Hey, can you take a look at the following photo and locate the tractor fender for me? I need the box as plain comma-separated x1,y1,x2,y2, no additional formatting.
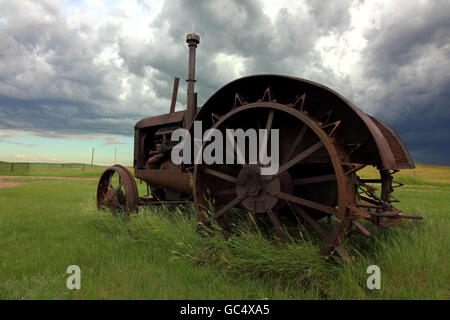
194,74,414,170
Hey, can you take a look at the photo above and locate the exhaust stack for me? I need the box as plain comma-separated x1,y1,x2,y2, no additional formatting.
185,33,200,128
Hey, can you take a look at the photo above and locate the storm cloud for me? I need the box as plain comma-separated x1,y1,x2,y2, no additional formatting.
0,0,449,165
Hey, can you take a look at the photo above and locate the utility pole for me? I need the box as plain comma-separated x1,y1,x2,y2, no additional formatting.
114,146,117,164
91,147,94,167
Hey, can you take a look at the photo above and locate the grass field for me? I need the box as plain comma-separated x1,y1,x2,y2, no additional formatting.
0,163,448,299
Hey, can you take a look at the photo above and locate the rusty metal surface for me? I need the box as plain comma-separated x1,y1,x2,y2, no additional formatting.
135,166,193,195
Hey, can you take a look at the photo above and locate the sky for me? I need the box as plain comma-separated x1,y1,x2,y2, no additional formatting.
0,0,449,166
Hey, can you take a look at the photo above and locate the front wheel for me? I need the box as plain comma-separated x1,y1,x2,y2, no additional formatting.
97,165,139,213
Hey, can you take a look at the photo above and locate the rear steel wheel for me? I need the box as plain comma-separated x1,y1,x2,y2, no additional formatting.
193,91,357,261
97,165,139,213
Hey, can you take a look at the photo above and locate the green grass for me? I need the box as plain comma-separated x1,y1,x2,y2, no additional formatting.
0,173,448,299
0,178,292,299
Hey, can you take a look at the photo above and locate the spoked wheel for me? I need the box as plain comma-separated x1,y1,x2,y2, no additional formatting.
97,165,139,214
193,96,357,262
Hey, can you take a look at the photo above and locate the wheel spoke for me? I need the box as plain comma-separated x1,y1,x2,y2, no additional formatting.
224,128,245,165
271,141,324,181
201,167,239,184
213,196,244,219
213,188,236,197
265,110,274,134
289,203,330,238
278,192,337,215
114,180,124,193
333,245,351,263
267,209,289,241
283,124,307,163
293,174,336,185
258,110,275,165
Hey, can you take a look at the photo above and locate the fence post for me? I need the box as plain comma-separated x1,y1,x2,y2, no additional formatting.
11,163,14,172
27,163,30,172
82,163,85,171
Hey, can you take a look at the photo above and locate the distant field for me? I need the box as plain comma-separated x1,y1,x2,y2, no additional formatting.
0,163,448,299
0,161,111,178
359,163,450,186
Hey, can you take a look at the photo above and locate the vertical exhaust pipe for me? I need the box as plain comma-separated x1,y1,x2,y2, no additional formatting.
185,33,200,129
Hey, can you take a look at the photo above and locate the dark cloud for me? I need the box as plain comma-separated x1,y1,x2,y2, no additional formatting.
357,0,450,165
0,0,449,165
362,1,450,79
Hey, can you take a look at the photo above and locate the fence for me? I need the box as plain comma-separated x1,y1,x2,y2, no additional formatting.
5,163,96,173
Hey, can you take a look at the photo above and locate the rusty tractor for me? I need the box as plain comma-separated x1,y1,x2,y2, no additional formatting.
97,33,422,262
